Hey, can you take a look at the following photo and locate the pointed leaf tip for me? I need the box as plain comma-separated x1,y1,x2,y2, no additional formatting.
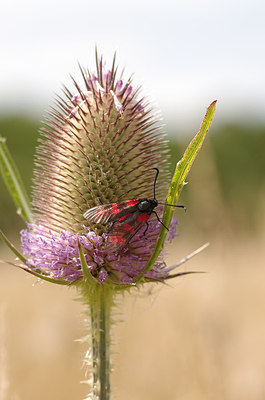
77,236,99,286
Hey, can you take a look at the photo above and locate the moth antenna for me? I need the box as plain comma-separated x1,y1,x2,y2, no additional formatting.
158,203,187,212
152,167,159,200
153,168,186,212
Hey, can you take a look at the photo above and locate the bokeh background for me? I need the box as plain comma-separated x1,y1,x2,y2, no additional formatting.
1,1,265,399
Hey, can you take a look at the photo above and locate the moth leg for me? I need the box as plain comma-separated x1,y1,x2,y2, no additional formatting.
143,221,149,236
153,211,169,231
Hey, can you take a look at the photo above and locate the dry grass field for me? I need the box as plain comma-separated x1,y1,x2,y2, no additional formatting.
1,117,265,399
1,228,265,400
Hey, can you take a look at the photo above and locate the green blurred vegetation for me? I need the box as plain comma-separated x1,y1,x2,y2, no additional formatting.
0,117,39,234
0,116,265,238
169,124,265,237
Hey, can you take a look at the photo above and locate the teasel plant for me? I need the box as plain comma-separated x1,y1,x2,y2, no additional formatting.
0,51,216,400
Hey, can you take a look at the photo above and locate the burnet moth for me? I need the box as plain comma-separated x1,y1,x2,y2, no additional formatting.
83,168,185,253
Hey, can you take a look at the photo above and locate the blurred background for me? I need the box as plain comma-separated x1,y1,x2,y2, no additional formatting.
1,0,265,399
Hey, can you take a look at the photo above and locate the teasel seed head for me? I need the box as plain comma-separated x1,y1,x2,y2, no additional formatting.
32,54,170,234
20,52,178,285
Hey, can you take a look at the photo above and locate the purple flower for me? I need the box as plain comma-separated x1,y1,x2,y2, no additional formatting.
21,215,178,284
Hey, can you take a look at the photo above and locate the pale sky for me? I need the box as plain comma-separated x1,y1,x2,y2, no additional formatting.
1,0,265,132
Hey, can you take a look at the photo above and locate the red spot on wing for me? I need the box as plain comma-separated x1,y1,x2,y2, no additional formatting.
123,224,135,234
126,199,139,207
118,212,133,221
137,212,149,223
112,203,119,214
109,235,126,245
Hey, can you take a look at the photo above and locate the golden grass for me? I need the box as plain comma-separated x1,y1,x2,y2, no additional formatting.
0,233,265,400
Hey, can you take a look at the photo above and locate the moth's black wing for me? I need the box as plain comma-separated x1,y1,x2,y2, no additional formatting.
105,209,151,253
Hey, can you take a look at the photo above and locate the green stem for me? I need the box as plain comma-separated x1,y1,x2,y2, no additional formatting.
99,288,111,399
83,283,113,400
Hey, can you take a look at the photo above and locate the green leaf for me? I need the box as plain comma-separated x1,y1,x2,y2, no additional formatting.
143,100,217,274
0,135,33,222
77,237,99,286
